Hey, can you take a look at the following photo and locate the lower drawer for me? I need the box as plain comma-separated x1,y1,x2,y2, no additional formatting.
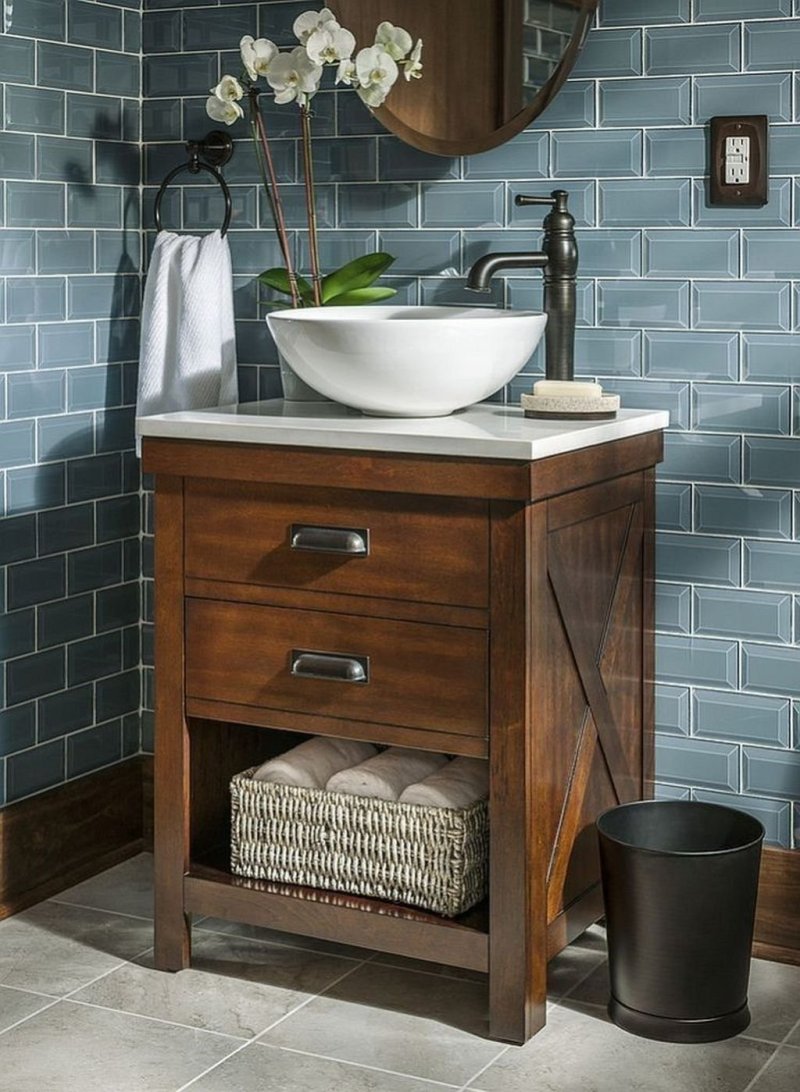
185,598,487,738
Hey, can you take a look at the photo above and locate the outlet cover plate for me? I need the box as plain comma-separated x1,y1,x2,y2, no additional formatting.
710,115,768,207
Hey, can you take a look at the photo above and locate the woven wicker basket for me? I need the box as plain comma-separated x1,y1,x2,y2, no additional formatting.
230,768,489,918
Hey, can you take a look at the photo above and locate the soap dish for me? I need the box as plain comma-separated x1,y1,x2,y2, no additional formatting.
521,392,620,420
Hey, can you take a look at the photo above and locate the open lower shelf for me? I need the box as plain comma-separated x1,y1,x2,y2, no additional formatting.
186,856,490,974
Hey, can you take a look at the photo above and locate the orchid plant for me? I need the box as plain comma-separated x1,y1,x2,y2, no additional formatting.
206,8,422,309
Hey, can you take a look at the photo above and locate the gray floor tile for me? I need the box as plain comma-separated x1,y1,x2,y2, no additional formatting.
469,1003,776,1092
261,962,501,1085
187,1042,459,1091
71,930,363,1039
547,925,607,1000
786,1018,800,1047
0,901,153,996
54,853,154,920
0,984,56,1033
749,1045,800,1092
0,999,239,1092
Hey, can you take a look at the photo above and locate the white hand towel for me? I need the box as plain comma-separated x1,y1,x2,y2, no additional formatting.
252,737,377,790
326,747,448,802
398,757,489,810
135,229,238,455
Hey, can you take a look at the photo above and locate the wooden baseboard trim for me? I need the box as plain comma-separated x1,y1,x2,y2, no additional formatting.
0,757,146,920
754,846,800,964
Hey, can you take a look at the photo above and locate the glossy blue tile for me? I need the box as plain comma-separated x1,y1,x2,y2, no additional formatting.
0,36,35,84
68,631,121,686
742,230,800,282
744,539,800,591
95,141,139,187
657,531,741,585
770,125,800,171
464,130,548,181
695,586,792,644
0,514,35,565
601,0,690,26
603,378,689,427
0,704,36,759
377,137,458,183
695,688,791,749
96,584,139,633
694,383,790,434
645,128,707,177
7,371,65,421
96,407,135,454
656,582,692,634
0,421,35,470
68,0,122,50
5,85,64,134
69,276,139,320
745,436,800,487
6,739,64,802
696,0,791,17
745,20,800,71
656,784,692,800
38,322,93,369
312,137,376,183
0,133,35,180
0,326,36,372
67,452,122,503
37,42,93,93
573,28,642,78
655,734,740,789
96,51,140,98
142,10,181,52
645,229,738,279
38,686,93,742
574,328,642,377
743,334,800,383
538,81,596,128
693,788,791,848
123,8,141,53
0,606,35,661
647,23,740,75
37,230,94,275
144,53,218,98
577,231,641,278
97,494,138,543
96,319,139,365
644,331,739,381
696,483,791,540
67,721,123,778
183,4,257,49
38,594,93,649
66,93,121,140
599,180,690,227
7,555,65,610
693,281,791,332
657,482,692,531
659,432,737,484
695,73,792,122
7,278,65,323
96,230,141,275
743,645,800,698
553,130,642,178
0,230,35,275
37,502,94,555
421,183,504,229
376,231,460,276
656,684,691,736
6,0,66,40
141,98,181,143
339,184,417,229
7,182,64,228
509,180,596,228
68,543,122,594
695,178,792,227
37,135,93,185
600,78,690,127
598,279,689,329
68,184,121,229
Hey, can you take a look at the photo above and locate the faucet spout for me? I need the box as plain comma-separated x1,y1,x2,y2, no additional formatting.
464,189,578,383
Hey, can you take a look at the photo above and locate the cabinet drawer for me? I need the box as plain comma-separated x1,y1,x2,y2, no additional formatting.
184,480,489,609
185,598,487,738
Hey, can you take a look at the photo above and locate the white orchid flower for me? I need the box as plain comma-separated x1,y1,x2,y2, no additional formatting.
293,7,337,44
206,95,244,125
267,46,323,105
335,58,357,86
355,45,398,108
374,21,412,61
210,74,243,102
240,35,278,80
403,38,423,80
306,22,355,66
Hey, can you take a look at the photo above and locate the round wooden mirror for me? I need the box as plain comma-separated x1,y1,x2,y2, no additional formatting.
337,1,598,156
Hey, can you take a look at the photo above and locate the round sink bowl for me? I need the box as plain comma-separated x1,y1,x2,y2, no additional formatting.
267,305,547,417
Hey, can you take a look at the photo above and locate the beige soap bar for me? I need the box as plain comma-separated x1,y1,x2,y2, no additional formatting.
533,380,602,400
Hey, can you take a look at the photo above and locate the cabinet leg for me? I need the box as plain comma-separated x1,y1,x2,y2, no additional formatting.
154,910,191,972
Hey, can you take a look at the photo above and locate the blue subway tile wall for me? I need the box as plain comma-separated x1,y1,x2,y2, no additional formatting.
0,0,141,805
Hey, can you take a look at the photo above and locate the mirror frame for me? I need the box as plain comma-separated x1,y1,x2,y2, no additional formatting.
367,0,599,157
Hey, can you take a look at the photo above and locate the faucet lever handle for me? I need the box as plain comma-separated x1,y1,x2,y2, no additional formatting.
514,194,556,207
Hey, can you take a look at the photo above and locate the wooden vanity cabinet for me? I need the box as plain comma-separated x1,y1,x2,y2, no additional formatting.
144,429,662,1045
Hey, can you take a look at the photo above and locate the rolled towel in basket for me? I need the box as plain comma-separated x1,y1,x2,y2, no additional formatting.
326,747,448,802
398,757,489,810
252,737,377,790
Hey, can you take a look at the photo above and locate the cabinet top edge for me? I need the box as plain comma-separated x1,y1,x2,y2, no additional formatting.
138,400,668,463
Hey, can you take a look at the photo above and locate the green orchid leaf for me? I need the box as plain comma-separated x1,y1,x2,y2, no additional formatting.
325,287,398,306
258,267,314,303
320,252,396,304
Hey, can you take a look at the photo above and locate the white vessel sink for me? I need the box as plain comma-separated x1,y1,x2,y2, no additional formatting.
267,305,547,417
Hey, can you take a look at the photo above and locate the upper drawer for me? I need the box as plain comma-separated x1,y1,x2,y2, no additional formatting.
184,480,489,609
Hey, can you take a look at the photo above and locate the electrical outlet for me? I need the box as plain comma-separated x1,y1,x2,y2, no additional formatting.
710,116,768,207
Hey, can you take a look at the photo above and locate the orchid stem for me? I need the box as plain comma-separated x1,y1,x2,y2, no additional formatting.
248,89,300,309
300,103,322,308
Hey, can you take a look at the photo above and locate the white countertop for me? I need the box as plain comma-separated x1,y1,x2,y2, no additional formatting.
137,401,669,462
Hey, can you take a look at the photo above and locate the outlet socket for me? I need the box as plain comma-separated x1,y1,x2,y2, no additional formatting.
710,115,768,207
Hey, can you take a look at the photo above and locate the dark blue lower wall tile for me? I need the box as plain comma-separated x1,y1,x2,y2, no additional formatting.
37,594,94,649
96,669,139,721
6,647,65,704
0,704,36,758
38,684,93,742
67,720,122,779
68,543,122,594
0,608,36,661
7,555,65,610
7,739,64,803
96,583,139,633
0,514,36,565
67,631,121,686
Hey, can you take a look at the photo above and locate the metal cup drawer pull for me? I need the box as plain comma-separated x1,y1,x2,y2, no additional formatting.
290,524,369,556
290,649,370,684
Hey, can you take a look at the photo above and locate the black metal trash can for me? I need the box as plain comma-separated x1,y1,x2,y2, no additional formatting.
597,800,764,1044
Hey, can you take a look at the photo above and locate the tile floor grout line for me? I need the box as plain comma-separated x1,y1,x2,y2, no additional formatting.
59,995,250,1043
740,1043,784,1092
256,1040,465,1089
0,997,62,1040
778,1012,800,1046
48,897,155,923
555,952,608,1003
0,982,62,1002
454,1043,510,1092
174,954,376,1092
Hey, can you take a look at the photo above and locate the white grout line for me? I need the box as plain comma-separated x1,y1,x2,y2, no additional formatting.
456,1044,510,1092
48,897,153,923
259,1042,465,1089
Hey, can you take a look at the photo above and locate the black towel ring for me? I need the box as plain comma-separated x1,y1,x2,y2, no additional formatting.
154,129,234,236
